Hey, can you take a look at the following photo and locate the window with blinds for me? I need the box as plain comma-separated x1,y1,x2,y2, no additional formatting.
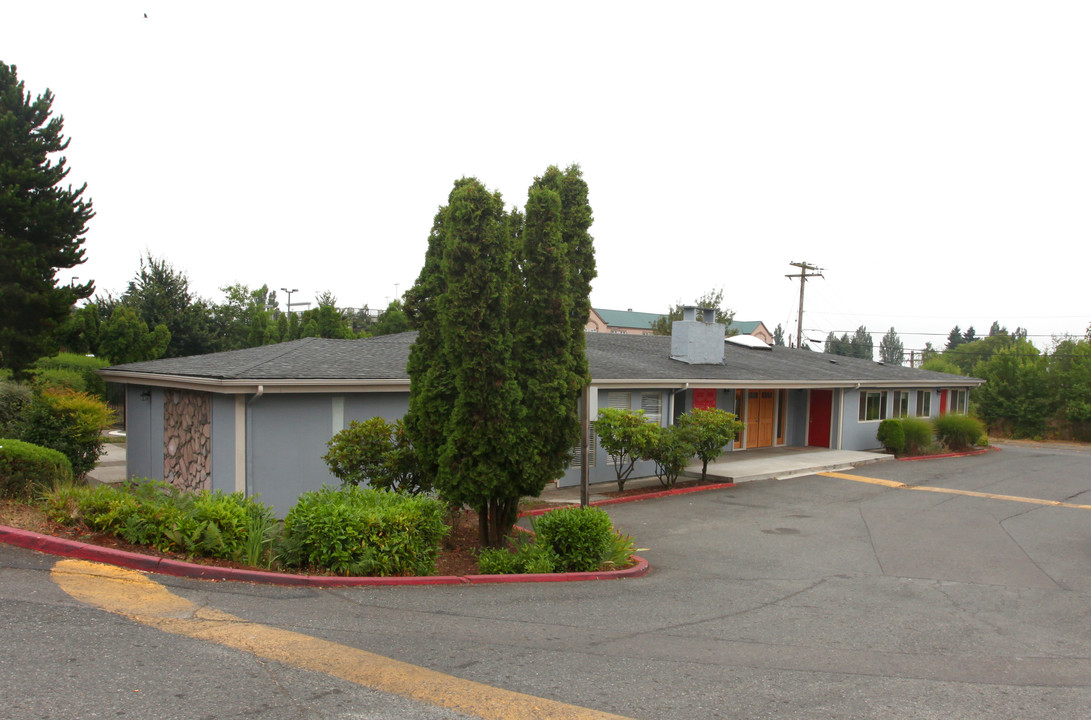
641,391,663,426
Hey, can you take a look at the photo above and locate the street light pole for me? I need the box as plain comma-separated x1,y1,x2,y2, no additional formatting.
280,287,298,314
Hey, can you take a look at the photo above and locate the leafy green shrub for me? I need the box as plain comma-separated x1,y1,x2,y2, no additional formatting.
282,486,448,576
933,414,986,452
595,408,660,491
323,417,428,494
648,424,696,488
876,419,905,454
0,438,74,499
0,382,31,437
13,388,113,478
901,417,933,455
29,353,108,399
532,506,615,573
676,408,743,479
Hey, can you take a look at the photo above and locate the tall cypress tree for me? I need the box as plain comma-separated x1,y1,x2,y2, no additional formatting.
511,165,596,497
0,62,94,375
406,169,596,546
438,179,523,545
405,204,456,483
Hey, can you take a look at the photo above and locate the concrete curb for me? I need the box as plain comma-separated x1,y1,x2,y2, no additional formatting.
0,523,649,587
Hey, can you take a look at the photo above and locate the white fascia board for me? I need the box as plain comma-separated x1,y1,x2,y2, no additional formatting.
588,377,983,390
96,371,409,394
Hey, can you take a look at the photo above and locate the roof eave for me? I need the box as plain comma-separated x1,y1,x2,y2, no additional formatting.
97,370,410,394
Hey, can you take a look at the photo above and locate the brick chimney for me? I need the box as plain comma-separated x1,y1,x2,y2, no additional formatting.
670,306,725,364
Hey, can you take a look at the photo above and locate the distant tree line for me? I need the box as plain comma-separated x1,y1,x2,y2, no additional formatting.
49,253,410,366
919,321,1091,441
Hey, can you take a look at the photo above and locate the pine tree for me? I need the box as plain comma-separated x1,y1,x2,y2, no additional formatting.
850,326,874,360
879,327,904,365
946,326,964,351
0,63,95,375
773,324,785,346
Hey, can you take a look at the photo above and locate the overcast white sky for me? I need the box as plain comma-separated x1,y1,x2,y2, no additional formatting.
4,1,1088,353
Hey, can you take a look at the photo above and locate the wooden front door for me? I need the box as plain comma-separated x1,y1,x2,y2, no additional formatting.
746,390,776,448
807,389,832,447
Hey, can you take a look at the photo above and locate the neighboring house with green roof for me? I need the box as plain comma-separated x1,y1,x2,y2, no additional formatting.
726,320,773,344
100,310,980,515
586,308,662,334
588,308,774,343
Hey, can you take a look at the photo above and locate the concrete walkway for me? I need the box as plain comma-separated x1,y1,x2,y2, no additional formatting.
540,446,893,503
85,437,127,486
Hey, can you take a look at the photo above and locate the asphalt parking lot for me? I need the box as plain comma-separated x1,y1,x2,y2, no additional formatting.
3,441,1090,719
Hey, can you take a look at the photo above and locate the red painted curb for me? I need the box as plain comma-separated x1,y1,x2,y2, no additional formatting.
896,446,999,462
521,480,738,516
0,523,648,587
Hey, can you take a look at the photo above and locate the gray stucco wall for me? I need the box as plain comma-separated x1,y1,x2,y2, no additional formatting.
210,395,236,494
247,392,411,516
841,388,880,450
786,389,807,446
125,385,163,482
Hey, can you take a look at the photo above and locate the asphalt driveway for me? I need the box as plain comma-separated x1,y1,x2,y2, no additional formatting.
3,441,1090,719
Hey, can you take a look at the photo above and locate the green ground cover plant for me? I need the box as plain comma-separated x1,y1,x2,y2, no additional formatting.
41,481,275,563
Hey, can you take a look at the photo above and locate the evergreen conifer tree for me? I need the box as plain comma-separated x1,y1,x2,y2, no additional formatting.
0,63,94,375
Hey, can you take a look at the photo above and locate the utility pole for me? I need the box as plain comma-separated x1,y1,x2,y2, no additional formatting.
785,261,823,350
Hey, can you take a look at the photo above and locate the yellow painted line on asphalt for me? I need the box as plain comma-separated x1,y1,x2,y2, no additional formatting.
51,559,632,720
819,471,1091,509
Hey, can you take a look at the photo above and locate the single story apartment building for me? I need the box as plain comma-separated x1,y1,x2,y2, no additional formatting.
100,309,982,515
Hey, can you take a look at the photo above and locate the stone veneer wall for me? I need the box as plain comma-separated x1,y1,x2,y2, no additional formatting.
163,389,211,492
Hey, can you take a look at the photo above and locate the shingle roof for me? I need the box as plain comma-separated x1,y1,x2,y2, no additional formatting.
100,332,979,389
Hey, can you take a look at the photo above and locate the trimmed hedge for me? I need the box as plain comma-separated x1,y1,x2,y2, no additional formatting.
0,438,74,499
282,486,448,576
29,353,109,399
876,419,905,454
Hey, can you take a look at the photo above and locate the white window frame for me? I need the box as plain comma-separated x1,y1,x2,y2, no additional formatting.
916,391,932,417
858,390,887,422
949,389,968,414
892,390,910,419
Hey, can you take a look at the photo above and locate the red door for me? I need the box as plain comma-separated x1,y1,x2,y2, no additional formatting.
692,388,717,410
939,389,948,415
808,389,832,447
